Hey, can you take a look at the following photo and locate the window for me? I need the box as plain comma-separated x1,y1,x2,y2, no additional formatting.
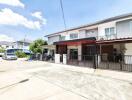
85,30,96,37
130,21,132,32
110,27,115,34
105,27,115,36
60,36,66,41
70,33,78,39
105,28,109,36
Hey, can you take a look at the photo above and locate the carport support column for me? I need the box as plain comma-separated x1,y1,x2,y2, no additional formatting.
78,45,82,61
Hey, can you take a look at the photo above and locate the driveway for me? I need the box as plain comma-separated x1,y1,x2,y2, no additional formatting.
0,59,132,100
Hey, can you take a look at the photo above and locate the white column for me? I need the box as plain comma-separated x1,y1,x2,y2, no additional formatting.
55,54,60,64
63,54,67,64
78,45,82,61
67,49,70,60
124,43,132,64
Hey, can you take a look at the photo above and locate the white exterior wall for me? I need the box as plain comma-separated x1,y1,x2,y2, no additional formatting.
67,30,79,40
116,19,132,38
47,16,132,42
79,30,86,38
98,21,116,40
97,16,132,40
48,35,60,45
78,45,82,61
124,43,132,64
124,43,132,55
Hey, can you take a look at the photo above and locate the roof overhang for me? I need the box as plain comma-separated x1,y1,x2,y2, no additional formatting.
42,45,56,49
96,38,132,44
54,37,96,46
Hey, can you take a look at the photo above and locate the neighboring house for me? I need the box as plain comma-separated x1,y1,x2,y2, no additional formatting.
13,39,32,50
0,41,14,50
0,39,32,51
0,41,14,56
45,13,132,71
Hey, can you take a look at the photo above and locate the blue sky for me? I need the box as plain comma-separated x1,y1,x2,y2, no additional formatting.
0,0,132,41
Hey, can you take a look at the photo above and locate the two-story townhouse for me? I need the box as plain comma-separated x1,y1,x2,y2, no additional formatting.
45,13,132,70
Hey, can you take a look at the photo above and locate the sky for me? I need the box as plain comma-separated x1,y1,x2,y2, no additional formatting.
0,0,132,42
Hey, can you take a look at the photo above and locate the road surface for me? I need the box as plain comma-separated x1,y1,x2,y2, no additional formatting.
0,59,132,100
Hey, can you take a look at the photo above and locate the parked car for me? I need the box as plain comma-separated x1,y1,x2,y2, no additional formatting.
2,53,17,60
0,53,4,57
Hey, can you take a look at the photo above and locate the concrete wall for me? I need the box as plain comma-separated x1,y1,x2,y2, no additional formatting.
98,21,116,40
124,43,132,55
124,43,132,64
48,35,60,45
116,19,132,38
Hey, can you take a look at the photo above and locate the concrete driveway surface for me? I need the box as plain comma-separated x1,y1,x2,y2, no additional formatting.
0,58,132,100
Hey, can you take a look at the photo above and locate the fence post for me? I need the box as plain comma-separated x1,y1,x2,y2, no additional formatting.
120,61,122,71
93,55,97,69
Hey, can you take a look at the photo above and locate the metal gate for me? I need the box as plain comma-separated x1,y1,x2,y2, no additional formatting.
67,55,95,68
98,55,132,72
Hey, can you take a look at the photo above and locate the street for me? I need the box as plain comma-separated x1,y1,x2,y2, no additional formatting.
0,59,132,100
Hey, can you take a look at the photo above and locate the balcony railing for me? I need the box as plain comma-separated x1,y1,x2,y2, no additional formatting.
56,33,117,42
98,34,117,40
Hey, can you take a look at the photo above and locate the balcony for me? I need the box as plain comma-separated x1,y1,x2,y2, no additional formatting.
98,34,117,40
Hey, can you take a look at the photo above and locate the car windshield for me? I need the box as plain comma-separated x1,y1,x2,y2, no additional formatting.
7,53,15,56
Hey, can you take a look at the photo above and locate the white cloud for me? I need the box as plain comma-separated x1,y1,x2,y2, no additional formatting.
0,0,24,8
31,11,46,24
0,34,14,42
0,8,45,29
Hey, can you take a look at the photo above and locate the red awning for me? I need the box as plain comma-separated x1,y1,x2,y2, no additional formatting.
58,40,95,45
54,37,96,46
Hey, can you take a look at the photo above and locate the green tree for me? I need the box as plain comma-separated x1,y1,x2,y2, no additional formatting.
0,47,5,53
29,39,47,54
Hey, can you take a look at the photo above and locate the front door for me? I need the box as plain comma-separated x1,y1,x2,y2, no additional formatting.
82,45,96,60
70,49,78,60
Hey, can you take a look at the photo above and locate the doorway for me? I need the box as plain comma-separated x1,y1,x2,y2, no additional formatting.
70,49,78,60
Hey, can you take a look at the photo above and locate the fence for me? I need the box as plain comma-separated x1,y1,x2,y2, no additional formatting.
98,54,132,72
32,54,55,63
67,54,132,72
32,53,132,72
67,55,96,68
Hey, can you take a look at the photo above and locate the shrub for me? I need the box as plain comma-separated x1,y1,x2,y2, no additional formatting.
15,51,27,58
0,47,5,53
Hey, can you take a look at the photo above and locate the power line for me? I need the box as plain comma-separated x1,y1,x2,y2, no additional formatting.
60,0,67,31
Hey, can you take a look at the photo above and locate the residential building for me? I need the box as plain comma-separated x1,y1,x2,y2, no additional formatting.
0,41,14,50
0,39,32,50
13,39,32,50
45,13,132,71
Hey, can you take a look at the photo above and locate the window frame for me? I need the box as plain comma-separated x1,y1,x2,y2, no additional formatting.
60,36,66,41
105,27,115,37
130,21,132,32
70,33,78,39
